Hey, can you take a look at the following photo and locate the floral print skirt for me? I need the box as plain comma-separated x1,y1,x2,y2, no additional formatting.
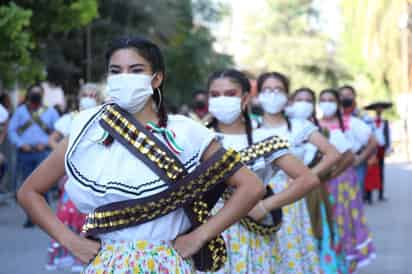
326,168,376,273
200,201,280,274
83,239,194,274
270,176,321,274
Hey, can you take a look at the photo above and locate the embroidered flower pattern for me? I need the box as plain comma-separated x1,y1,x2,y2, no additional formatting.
84,240,193,274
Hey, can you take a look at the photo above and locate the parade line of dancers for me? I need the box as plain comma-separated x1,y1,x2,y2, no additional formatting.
15,36,387,274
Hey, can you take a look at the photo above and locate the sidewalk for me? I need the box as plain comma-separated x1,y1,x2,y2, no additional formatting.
359,162,412,274
0,162,411,274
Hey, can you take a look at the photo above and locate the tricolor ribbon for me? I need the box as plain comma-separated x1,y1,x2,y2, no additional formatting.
146,121,184,154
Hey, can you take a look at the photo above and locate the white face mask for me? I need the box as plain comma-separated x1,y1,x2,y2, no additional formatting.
208,96,242,125
319,102,338,117
79,97,97,110
107,73,154,113
285,104,295,117
258,91,288,114
291,101,314,119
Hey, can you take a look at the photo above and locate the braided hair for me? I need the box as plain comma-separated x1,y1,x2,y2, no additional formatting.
320,88,345,131
256,72,292,131
207,69,253,146
105,36,168,127
292,87,319,127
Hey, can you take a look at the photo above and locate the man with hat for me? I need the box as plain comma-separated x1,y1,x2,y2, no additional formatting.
364,102,392,202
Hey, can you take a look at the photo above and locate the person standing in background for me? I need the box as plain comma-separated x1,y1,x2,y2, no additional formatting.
374,106,391,201
319,88,376,272
48,83,100,148
46,83,101,272
364,104,392,202
338,85,378,199
188,90,212,125
0,103,9,191
256,72,340,274
8,83,60,228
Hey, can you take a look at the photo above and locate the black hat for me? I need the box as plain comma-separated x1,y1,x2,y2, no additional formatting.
364,101,393,111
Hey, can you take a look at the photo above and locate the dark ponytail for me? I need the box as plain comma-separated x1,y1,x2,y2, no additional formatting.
243,109,253,145
106,36,168,127
320,88,345,132
207,69,253,145
257,71,292,131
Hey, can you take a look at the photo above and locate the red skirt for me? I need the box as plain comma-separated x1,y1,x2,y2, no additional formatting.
364,160,381,191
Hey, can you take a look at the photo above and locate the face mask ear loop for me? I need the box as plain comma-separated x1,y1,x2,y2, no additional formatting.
156,88,162,111
151,73,162,111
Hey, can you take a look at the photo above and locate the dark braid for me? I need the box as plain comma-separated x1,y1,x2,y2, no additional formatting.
207,117,219,131
320,89,346,132
106,36,168,127
207,69,253,145
257,71,292,131
153,88,167,127
293,87,319,127
243,109,253,146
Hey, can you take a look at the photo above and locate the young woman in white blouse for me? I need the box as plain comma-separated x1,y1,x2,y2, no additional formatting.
291,87,353,273
256,72,340,274
17,37,266,274
202,69,320,274
319,88,376,273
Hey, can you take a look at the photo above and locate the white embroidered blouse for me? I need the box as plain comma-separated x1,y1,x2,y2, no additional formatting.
64,106,216,241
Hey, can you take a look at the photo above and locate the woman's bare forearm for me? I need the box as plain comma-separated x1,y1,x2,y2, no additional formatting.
309,132,340,177
262,174,318,210
18,188,79,246
329,151,355,178
265,154,320,210
194,166,265,242
17,138,77,246
357,136,378,164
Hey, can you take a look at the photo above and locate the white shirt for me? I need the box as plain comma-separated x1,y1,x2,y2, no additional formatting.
0,104,9,124
54,113,74,137
42,82,66,109
262,118,318,161
329,129,352,153
65,106,216,241
218,128,289,185
344,116,372,153
216,128,289,226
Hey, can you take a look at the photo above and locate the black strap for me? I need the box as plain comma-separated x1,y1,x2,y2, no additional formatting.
383,120,390,150
83,147,242,272
238,134,289,166
17,108,52,136
83,148,240,235
31,109,53,135
99,104,187,184
16,120,33,136
87,104,242,272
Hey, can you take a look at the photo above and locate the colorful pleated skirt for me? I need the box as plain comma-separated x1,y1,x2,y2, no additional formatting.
326,167,376,273
83,239,194,274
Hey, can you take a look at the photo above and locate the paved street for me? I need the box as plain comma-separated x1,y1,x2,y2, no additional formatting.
0,162,411,274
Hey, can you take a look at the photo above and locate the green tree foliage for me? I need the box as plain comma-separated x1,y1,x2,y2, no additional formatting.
0,3,33,87
0,0,98,89
239,0,350,92
15,0,232,105
163,0,232,104
339,0,404,103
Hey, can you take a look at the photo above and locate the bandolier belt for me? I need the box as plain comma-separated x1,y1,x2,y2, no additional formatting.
82,104,244,272
226,135,290,235
17,107,52,136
